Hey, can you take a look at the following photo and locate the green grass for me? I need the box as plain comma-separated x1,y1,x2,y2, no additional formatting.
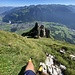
0,30,75,75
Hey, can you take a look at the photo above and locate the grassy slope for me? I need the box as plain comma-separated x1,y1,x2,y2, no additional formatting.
0,30,75,75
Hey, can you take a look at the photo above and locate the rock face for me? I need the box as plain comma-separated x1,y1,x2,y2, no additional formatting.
70,55,75,60
39,53,66,75
21,22,50,38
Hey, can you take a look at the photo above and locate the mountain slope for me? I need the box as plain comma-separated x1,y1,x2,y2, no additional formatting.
0,7,14,15
44,22,75,44
2,5,75,29
0,7,15,22
0,30,75,75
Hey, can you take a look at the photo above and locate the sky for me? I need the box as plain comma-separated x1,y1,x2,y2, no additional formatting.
0,0,75,7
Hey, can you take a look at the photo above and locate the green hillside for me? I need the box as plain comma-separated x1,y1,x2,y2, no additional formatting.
0,30,75,75
45,22,75,44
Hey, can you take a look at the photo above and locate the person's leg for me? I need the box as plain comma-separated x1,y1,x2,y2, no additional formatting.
25,58,35,73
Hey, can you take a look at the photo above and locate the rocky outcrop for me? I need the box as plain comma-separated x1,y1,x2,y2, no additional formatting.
21,22,50,38
39,53,66,75
70,54,75,60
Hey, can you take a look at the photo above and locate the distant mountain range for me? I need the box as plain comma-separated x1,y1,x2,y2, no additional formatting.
0,7,14,15
2,5,75,29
